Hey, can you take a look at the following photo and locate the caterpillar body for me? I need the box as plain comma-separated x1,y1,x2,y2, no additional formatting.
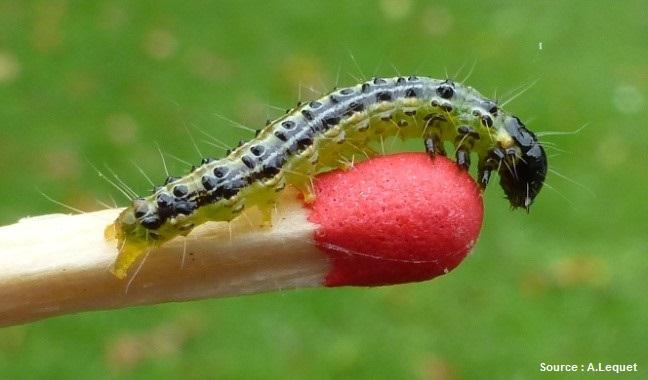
105,76,547,279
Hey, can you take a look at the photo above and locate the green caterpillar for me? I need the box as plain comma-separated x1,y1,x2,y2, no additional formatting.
105,75,547,279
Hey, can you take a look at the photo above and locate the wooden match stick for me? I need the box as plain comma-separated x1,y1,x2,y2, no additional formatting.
0,154,483,327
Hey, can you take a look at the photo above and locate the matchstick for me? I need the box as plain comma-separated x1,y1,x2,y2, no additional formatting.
0,153,483,327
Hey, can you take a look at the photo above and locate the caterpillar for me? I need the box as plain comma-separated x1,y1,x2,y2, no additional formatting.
105,75,547,279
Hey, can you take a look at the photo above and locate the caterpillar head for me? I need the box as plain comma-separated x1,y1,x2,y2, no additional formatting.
498,116,548,211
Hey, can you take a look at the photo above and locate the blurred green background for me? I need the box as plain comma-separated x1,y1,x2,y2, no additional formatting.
1,0,646,378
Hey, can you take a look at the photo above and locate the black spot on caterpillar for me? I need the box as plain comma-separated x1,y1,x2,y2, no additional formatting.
105,76,547,278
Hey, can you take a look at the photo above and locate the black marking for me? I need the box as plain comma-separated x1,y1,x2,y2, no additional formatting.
173,184,189,198
133,199,149,218
405,88,418,98
441,103,453,112
481,115,493,127
323,116,340,127
309,101,322,108
373,77,386,84
396,77,406,84
202,175,217,191
213,166,228,178
340,88,354,95
261,163,281,177
301,109,314,121
404,109,416,116
407,75,419,81
222,177,246,199
262,155,285,177
397,119,408,127
282,120,295,129
274,130,288,141
250,145,265,156
482,100,499,115
437,83,454,99
201,157,215,165
376,91,392,102
458,125,474,135
241,155,255,169
346,101,365,114
361,83,371,93
174,200,196,215
423,113,446,122
141,215,163,230
156,193,174,209
296,136,314,151
458,125,480,140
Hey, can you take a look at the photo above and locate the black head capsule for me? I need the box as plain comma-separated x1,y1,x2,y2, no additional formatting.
498,116,548,211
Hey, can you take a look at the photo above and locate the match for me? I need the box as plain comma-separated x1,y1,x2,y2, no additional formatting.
0,153,483,327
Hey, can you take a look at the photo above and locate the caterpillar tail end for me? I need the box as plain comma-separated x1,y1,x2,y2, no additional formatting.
104,209,151,280
111,240,148,279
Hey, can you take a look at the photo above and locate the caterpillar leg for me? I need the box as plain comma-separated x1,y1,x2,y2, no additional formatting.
455,148,470,171
424,135,446,157
477,153,500,190
477,168,492,189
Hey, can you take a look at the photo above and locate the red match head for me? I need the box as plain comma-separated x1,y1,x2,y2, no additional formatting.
308,153,484,287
